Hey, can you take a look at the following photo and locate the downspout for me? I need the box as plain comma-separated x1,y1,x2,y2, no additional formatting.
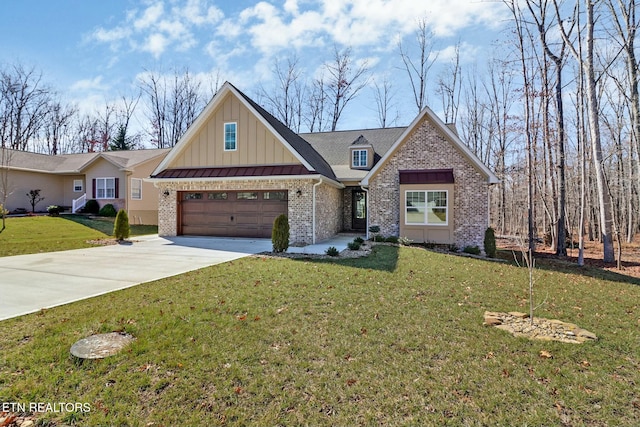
361,185,370,240
125,171,131,223
312,178,323,244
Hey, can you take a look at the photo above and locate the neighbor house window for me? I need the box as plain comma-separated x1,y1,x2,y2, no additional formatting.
73,179,83,192
95,178,116,199
405,190,448,225
131,178,142,200
352,149,368,168
224,122,237,151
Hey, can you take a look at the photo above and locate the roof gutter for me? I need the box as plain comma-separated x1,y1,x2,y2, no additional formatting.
145,174,344,189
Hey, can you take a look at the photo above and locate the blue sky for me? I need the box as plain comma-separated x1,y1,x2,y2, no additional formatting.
1,0,509,133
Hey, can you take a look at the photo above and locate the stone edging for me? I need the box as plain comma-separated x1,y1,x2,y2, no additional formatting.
483,311,598,344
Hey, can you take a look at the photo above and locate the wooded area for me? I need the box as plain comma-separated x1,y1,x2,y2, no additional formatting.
1,0,638,263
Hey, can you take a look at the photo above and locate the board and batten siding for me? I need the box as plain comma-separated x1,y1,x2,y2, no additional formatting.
170,94,300,168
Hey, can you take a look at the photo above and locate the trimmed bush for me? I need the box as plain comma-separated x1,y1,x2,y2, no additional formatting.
385,236,399,244
463,245,481,255
347,241,361,251
484,227,497,258
47,205,62,216
271,214,290,253
354,237,364,244
325,246,340,257
398,236,413,246
83,199,100,214
99,203,117,217
113,209,130,241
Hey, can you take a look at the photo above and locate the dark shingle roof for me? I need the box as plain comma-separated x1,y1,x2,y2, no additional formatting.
300,127,406,167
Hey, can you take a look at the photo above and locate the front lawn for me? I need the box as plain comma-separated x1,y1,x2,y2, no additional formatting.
0,215,159,257
62,214,158,237
1,245,639,426
0,216,106,257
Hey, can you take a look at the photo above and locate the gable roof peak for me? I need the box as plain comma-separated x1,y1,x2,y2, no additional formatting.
351,135,370,146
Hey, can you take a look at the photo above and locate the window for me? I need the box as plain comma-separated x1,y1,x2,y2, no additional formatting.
95,178,116,199
263,191,287,200
208,192,228,200
73,179,83,192
131,178,142,200
224,122,237,151
184,193,203,200
237,192,258,200
405,190,448,225
352,149,368,168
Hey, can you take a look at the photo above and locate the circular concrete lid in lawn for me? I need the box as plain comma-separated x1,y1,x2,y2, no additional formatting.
70,332,135,359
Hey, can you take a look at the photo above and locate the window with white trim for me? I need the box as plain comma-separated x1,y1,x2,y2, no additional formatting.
73,179,83,192
131,178,142,200
96,178,116,199
224,122,237,151
352,149,368,168
405,190,448,225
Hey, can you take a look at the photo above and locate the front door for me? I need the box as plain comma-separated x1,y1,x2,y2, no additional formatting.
352,189,367,231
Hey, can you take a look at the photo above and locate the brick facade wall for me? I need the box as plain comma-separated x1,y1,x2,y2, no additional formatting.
367,117,490,249
156,178,341,245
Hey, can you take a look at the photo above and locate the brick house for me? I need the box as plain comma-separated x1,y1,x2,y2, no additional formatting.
150,82,499,248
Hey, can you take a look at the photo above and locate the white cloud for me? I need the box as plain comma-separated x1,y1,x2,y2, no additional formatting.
70,76,107,92
90,0,224,59
143,33,169,58
134,2,164,30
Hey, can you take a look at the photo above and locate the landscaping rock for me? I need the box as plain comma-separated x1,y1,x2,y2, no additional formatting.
483,311,597,344
70,332,135,359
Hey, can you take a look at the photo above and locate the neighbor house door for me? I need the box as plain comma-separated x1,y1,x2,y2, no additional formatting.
352,190,367,231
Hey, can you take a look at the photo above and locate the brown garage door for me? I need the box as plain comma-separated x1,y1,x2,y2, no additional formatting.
179,190,288,238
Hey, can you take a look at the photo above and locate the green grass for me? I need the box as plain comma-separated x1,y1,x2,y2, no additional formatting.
63,214,158,237
1,245,639,426
0,215,157,257
0,216,106,257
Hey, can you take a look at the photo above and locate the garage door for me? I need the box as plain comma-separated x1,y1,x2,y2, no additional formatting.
179,190,288,238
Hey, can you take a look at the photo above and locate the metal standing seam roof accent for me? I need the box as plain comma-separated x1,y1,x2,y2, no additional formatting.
152,165,315,179
399,169,455,184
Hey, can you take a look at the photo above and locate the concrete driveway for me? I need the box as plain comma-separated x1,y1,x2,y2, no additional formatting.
0,235,273,321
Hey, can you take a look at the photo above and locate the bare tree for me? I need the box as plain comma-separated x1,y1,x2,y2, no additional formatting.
525,0,570,256
553,0,615,263
436,42,462,124
139,67,205,148
371,75,399,128
0,63,52,151
259,56,305,132
506,0,537,251
323,46,370,131
306,75,328,133
398,17,438,114
0,147,11,233
41,100,77,155
606,0,639,243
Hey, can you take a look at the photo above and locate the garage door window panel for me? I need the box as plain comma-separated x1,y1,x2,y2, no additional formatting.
208,192,228,200
263,191,287,200
237,192,258,200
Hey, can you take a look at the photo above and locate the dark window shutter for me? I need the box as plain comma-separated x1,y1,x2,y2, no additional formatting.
115,178,120,199
92,179,96,198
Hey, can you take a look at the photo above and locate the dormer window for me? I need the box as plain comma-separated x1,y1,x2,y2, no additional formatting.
352,149,368,168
